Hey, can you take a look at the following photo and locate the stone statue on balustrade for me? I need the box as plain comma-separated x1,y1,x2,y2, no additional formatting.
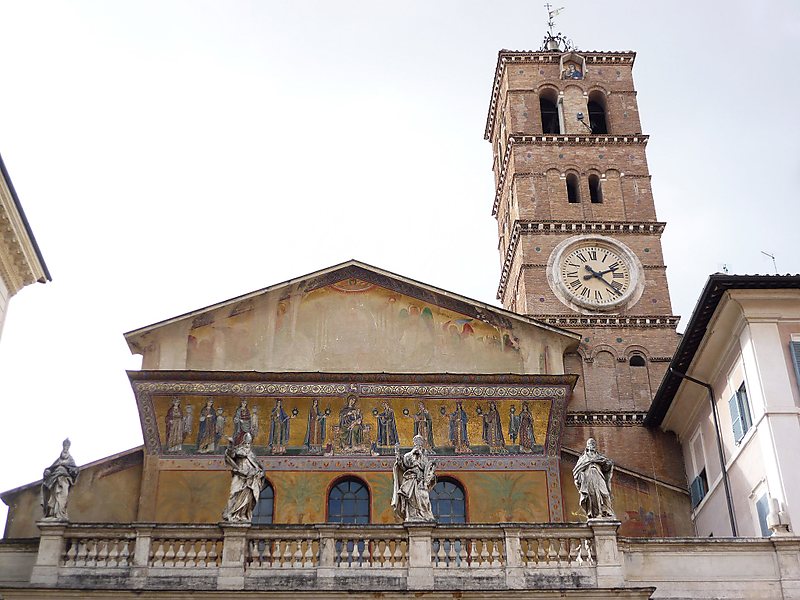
222,433,264,523
573,438,615,519
41,439,79,521
392,435,436,523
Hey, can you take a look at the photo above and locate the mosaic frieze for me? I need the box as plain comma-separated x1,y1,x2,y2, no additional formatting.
154,395,554,457
132,378,570,459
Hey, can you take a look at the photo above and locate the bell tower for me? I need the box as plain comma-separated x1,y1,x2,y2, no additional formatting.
485,28,680,414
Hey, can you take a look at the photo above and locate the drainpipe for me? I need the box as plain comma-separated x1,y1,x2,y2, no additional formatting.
670,368,738,537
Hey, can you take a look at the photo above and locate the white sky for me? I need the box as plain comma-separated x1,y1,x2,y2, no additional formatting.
0,1,798,527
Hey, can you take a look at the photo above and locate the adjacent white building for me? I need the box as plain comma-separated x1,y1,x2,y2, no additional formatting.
647,274,800,538
0,152,50,340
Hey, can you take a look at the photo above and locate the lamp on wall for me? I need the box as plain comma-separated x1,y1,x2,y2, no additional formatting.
576,112,593,133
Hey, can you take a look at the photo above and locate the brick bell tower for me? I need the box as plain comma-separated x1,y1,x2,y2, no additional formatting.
485,27,681,418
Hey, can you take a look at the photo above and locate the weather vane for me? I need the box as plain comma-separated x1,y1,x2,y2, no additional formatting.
541,3,575,52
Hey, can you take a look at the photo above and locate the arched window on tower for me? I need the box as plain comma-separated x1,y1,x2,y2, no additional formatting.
540,90,561,134
589,174,603,204
327,477,370,524
588,93,608,134
430,478,466,524
566,173,581,203
629,354,646,367
252,480,274,525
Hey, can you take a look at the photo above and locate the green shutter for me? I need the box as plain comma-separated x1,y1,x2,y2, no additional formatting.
791,342,800,390
690,474,706,509
756,494,771,537
738,384,752,435
729,392,744,444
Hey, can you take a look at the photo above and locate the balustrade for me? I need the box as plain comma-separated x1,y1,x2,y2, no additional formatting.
32,521,612,590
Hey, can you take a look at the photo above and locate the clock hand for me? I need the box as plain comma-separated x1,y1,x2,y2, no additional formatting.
582,265,623,296
583,266,618,280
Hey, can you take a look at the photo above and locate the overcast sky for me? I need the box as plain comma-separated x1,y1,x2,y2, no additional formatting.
0,1,798,525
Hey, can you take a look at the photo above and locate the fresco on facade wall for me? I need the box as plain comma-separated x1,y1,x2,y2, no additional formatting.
153,469,549,525
153,394,553,457
186,278,528,373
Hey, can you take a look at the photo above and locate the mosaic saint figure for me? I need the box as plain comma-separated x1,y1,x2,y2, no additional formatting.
508,407,520,444
196,399,217,454
41,439,79,521
304,398,327,453
481,400,506,453
448,401,471,453
392,435,436,523
518,402,537,453
165,398,186,452
573,438,615,519
233,398,253,446
376,400,399,447
338,395,364,449
222,433,264,523
215,407,226,447
268,399,291,455
411,401,435,452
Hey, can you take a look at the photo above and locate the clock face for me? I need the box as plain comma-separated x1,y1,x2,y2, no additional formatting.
559,244,632,307
546,235,644,313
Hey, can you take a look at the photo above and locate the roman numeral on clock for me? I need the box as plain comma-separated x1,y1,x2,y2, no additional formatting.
568,279,581,290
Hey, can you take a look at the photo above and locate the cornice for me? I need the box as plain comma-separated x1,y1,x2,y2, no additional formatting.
485,50,637,140
0,162,49,295
566,411,646,426
491,135,649,216
497,220,667,299
536,314,680,328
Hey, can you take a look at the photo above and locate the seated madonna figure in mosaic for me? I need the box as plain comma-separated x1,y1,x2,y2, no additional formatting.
392,435,436,523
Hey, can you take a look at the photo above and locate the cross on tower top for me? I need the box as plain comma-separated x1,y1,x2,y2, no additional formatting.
541,3,574,51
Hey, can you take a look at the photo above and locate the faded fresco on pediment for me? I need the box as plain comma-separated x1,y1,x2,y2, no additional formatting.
271,278,524,373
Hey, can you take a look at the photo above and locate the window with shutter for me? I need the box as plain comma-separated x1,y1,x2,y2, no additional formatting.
737,383,752,435
729,392,744,444
689,468,708,510
756,493,771,537
730,382,752,445
790,341,800,390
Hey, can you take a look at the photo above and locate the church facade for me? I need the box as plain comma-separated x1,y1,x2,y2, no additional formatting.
2,36,800,599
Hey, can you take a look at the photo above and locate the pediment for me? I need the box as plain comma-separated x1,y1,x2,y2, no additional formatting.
125,260,579,374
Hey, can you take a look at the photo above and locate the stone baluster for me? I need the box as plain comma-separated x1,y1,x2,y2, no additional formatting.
588,519,623,587
131,525,153,588
30,521,66,586
405,523,433,589
503,527,524,589
217,523,249,590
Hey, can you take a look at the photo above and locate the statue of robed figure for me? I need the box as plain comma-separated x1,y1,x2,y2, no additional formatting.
222,433,264,523
42,439,79,521
572,438,615,519
391,435,436,523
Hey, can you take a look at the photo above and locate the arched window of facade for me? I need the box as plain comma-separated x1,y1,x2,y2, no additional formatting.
566,173,581,203
589,174,603,204
252,480,274,525
588,93,608,134
430,478,466,524
327,477,370,524
629,354,646,367
540,90,561,134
